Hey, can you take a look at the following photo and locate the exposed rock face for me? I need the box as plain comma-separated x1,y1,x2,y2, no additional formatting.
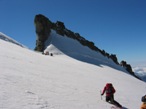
120,60,133,74
55,21,66,36
120,60,141,80
34,14,52,51
110,54,119,64
34,14,101,53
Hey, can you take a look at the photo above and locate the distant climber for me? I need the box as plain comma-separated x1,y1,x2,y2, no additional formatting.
101,83,122,108
140,95,146,109
50,53,53,56
45,51,49,55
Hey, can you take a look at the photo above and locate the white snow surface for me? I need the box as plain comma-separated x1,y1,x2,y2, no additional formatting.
0,31,146,109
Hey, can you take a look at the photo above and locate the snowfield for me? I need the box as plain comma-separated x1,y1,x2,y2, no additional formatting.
0,31,146,109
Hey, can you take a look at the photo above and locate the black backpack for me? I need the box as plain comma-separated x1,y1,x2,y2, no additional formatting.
141,95,146,102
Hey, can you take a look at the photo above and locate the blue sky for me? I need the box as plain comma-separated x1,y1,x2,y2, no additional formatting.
0,0,146,66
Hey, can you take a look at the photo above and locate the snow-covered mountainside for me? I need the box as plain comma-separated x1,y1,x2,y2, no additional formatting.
0,32,25,47
0,31,146,109
44,30,126,72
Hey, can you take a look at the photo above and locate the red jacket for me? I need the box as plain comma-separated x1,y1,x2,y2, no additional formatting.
102,83,116,96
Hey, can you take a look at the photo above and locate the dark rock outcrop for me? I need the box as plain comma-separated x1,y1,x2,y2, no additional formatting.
110,54,119,64
55,21,66,36
34,14,52,51
120,60,141,80
34,14,101,53
120,60,133,74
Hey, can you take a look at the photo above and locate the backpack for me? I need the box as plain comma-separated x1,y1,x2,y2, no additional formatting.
105,83,113,94
142,95,146,102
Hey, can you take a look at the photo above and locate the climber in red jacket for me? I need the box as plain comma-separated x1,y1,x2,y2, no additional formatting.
101,83,122,108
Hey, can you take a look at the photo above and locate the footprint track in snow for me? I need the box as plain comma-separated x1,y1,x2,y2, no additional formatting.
25,90,49,109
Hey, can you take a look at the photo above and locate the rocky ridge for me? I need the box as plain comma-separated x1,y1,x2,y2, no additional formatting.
34,14,140,80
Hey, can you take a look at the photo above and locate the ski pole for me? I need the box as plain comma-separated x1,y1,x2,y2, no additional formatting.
100,90,102,100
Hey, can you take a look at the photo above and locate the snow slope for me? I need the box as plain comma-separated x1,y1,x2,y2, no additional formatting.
0,32,25,47
44,30,126,72
0,31,146,109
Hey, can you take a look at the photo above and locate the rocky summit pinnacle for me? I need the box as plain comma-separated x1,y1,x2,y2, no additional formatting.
34,14,52,51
